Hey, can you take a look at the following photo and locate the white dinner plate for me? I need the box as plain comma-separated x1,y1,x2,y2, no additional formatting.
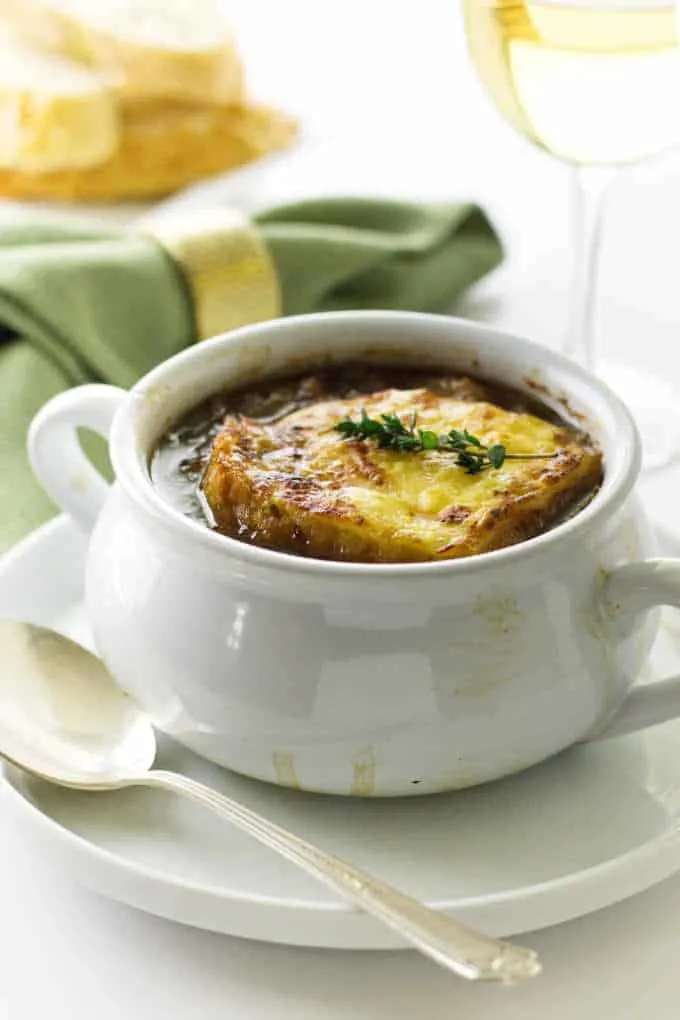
2,516,680,949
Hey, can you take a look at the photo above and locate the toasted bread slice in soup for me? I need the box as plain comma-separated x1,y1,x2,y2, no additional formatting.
202,386,603,563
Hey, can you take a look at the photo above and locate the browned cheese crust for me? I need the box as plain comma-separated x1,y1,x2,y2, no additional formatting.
201,384,603,563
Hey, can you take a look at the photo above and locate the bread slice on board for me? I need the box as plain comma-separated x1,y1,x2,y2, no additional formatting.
0,24,117,172
0,100,298,201
0,0,244,103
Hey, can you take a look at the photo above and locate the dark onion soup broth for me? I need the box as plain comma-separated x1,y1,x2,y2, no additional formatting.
150,363,601,559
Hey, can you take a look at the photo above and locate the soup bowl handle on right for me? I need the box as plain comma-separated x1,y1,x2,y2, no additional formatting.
589,562,680,741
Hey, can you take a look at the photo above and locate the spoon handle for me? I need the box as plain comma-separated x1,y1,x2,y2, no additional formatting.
139,769,541,984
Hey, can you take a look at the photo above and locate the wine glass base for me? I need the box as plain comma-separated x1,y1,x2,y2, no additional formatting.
599,360,680,473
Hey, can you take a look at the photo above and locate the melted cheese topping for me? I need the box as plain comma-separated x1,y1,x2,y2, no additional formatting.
202,386,602,562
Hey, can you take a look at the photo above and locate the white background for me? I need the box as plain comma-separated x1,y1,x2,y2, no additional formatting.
3,1,680,1016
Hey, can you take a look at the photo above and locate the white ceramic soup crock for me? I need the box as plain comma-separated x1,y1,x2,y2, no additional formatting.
28,311,680,797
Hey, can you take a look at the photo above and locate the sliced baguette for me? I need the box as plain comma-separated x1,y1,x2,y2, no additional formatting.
0,24,117,171
0,100,298,201
0,0,244,103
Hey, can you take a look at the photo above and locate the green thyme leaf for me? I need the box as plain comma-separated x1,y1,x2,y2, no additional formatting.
487,444,506,469
333,412,554,474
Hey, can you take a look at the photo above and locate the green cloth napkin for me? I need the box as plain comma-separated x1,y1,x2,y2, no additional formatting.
0,197,502,550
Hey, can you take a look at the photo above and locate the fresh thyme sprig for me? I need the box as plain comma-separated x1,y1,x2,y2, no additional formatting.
333,409,555,475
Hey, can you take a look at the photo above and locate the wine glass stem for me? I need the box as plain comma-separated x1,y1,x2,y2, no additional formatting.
565,165,617,370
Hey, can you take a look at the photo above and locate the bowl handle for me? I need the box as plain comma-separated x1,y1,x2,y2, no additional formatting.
589,560,680,741
28,384,126,533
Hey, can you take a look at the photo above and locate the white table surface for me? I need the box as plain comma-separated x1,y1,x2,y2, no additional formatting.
3,1,680,1016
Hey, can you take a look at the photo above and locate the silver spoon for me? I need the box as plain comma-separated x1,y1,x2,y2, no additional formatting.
0,619,541,984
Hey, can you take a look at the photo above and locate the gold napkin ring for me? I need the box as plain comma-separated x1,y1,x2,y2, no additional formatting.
140,208,281,340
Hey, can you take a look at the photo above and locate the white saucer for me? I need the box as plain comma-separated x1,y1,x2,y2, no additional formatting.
3,516,680,949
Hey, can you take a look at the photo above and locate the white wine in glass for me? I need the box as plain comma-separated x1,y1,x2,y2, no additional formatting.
464,0,680,469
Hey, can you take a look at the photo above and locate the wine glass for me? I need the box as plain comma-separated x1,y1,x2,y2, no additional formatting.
463,0,680,470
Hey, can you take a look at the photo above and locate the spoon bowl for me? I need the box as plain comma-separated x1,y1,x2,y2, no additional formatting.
0,619,541,985
0,620,155,786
